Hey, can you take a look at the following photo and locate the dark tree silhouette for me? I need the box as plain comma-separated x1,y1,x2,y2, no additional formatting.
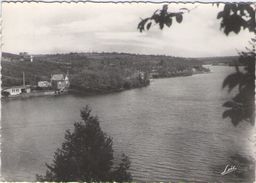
138,3,255,126
36,105,132,182
217,3,255,126
137,4,188,32
217,3,255,35
222,38,255,126
138,3,255,34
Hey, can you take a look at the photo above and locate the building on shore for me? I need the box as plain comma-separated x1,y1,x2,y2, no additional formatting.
50,73,70,91
30,55,33,62
1,72,31,97
2,85,31,97
38,81,51,88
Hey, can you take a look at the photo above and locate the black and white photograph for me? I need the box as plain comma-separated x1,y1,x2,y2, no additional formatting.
1,1,255,182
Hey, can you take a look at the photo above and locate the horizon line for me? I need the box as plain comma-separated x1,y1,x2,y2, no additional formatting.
2,50,239,59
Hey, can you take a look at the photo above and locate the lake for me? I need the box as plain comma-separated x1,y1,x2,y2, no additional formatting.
1,66,254,182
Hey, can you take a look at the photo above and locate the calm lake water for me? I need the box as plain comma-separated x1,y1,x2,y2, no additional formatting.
1,66,254,182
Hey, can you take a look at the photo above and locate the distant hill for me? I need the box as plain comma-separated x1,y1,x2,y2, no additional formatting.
195,56,239,65
2,51,239,65
2,52,32,62
2,52,22,61
31,52,203,65
2,52,19,57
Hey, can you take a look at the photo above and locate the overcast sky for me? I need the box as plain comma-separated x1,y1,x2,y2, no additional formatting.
2,2,254,57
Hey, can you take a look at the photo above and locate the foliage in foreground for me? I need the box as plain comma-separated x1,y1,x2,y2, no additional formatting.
36,106,132,182
138,3,255,126
138,3,255,35
222,38,255,126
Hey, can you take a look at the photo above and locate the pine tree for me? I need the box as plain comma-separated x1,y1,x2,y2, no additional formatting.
36,105,132,182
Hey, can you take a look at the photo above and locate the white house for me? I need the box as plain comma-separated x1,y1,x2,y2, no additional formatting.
3,86,22,96
38,81,51,88
64,74,70,87
51,73,70,90
2,85,31,96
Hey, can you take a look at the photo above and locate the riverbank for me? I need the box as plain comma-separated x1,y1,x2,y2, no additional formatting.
2,52,207,88
1,80,150,100
151,67,210,79
2,52,212,99
150,65,210,79
1,90,69,100
1,69,211,100
69,80,150,95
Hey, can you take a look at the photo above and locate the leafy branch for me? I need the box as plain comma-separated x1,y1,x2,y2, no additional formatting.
137,3,255,126
216,3,255,35
137,5,195,32
222,37,255,126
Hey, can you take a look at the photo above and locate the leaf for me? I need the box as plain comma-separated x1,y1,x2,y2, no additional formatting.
222,72,243,91
146,22,152,30
137,18,149,32
217,11,224,19
246,5,255,17
176,14,183,23
165,18,172,27
223,109,232,118
152,14,160,23
159,22,164,29
230,3,237,13
162,4,168,12
224,4,231,14
223,101,236,108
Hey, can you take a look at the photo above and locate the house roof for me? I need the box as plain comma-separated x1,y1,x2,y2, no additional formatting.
51,74,64,81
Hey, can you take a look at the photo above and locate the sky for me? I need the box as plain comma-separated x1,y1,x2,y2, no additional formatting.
1,2,254,57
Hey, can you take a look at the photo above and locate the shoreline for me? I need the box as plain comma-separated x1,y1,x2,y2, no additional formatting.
1,83,150,100
2,71,210,100
1,90,68,100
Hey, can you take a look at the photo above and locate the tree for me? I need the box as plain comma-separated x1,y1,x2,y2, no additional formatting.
36,105,132,182
217,3,255,126
138,3,255,126
222,38,255,126
138,3,255,34
1,91,10,97
217,3,255,35
137,4,186,32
